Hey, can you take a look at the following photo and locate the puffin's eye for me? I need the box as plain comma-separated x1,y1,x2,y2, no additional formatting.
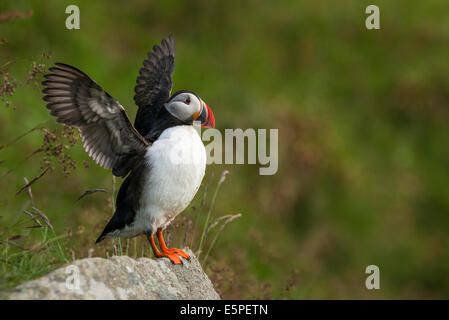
185,97,191,105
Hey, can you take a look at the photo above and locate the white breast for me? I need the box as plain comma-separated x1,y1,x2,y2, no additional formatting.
134,125,206,234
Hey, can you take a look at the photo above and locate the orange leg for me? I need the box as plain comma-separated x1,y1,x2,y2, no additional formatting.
147,234,182,264
157,229,190,260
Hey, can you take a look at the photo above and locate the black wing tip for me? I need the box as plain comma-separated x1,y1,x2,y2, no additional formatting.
54,62,70,68
54,62,80,71
50,62,89,78
95,226,111,244
155,35,175,57
163,34,174,44
145,35,175,60
165,34,175,55
167,34,174,46
43,102,56,110
42,95,52,102
49,62,74,72
95,235,106,244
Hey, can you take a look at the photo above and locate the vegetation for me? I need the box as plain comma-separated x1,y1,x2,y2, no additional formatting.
1,0,449,299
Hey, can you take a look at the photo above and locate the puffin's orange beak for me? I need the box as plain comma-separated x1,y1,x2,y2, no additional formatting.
200,104,215,128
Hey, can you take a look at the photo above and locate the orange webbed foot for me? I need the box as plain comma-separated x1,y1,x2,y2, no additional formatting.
163,248,190,260
148,234,183,265
156,229,190,262
154,251,183,264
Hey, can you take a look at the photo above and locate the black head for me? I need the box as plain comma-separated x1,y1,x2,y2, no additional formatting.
145,90,215,142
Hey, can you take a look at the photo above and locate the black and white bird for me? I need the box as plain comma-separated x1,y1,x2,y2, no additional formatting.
42,36,215,264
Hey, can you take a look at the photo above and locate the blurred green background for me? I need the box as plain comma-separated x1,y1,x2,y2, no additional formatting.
1,0,449,299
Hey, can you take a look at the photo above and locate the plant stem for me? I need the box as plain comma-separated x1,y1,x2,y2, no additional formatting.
190,173,214,249
202,213,241,265
197,171,228,259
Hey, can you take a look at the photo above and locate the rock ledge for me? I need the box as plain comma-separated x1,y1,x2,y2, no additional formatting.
5,248,220,300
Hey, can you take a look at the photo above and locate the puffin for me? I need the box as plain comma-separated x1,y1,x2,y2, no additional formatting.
41,35,215,264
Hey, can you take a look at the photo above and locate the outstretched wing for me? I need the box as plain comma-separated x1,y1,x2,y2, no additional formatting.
42,63,150,177
133,35,175,137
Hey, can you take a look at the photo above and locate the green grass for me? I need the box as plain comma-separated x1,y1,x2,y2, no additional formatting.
0,211,69,289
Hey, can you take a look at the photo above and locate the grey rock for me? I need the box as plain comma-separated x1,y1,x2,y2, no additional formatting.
4,248,220,300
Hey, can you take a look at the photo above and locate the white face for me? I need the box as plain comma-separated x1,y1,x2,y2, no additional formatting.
164,92,202,122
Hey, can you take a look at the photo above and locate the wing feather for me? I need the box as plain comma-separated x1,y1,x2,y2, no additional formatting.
133,35,175,137
42,63,150,177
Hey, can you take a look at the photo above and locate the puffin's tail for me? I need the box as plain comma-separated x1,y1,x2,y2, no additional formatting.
95,206,135,244
95,216,115,244
95,233,107,244
95,218,116,244
95,175,136,244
